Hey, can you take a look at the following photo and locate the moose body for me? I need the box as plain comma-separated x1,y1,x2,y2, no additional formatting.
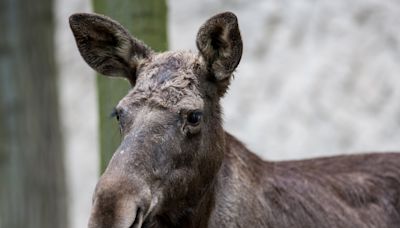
70,12,400,228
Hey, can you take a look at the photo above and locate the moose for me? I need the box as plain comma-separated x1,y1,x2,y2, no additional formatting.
70,12,400,228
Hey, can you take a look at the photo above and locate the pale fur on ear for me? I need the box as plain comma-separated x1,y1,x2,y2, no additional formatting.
69,13,153,85
196,12,243,81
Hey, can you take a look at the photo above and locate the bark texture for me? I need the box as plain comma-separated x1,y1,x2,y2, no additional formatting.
0,0,68,227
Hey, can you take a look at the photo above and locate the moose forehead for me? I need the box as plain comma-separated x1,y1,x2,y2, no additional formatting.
117,51,204,111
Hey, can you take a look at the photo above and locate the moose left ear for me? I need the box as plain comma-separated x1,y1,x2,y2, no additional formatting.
196,12,243,81
69,13,153,86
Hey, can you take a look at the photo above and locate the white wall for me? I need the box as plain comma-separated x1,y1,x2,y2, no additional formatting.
169,0,400,160
55,1,98,228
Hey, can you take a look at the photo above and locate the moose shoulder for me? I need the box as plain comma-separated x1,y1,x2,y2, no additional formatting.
69,12,400,228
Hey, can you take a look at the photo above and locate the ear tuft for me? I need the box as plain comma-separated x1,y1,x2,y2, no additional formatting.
196,12,243,81
69,13,153,85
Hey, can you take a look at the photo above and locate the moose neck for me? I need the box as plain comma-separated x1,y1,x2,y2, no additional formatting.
164,177,218,228
156,156,222,228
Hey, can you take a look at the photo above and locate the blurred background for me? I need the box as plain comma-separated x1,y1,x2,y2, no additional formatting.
1,0,400,227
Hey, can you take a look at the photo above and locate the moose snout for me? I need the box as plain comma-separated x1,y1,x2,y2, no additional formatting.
88,174,153,228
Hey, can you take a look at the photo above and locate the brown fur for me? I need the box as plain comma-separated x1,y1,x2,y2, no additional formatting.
70,12,400,228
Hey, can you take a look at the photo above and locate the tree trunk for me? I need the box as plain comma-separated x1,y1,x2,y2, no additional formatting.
0,0,68,228
93,0,168,172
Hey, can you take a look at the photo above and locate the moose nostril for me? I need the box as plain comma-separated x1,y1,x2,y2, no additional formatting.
129,207,144,228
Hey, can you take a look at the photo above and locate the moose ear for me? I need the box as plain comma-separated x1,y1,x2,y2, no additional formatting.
196,12,243,82
69,13,152,85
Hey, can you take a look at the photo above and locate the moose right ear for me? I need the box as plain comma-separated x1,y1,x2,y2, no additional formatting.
69,13,152,85
196,12,242,82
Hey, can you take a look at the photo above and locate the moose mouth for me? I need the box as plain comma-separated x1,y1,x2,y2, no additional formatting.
130,207,145,228
129,195,159,228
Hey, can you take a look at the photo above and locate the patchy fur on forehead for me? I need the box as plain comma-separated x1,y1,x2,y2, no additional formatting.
123,51,204,111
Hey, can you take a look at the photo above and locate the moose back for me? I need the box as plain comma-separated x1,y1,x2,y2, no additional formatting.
70,12,400,228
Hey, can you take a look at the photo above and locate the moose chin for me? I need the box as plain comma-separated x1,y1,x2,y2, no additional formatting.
70,12,400,228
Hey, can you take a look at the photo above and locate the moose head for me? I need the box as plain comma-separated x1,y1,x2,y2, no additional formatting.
70,12,242,228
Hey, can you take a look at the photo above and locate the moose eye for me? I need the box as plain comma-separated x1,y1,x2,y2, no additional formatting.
187,111,203,125
110,108,120,121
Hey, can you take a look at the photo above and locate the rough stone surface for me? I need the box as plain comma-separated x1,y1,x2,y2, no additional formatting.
169,0,400,160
